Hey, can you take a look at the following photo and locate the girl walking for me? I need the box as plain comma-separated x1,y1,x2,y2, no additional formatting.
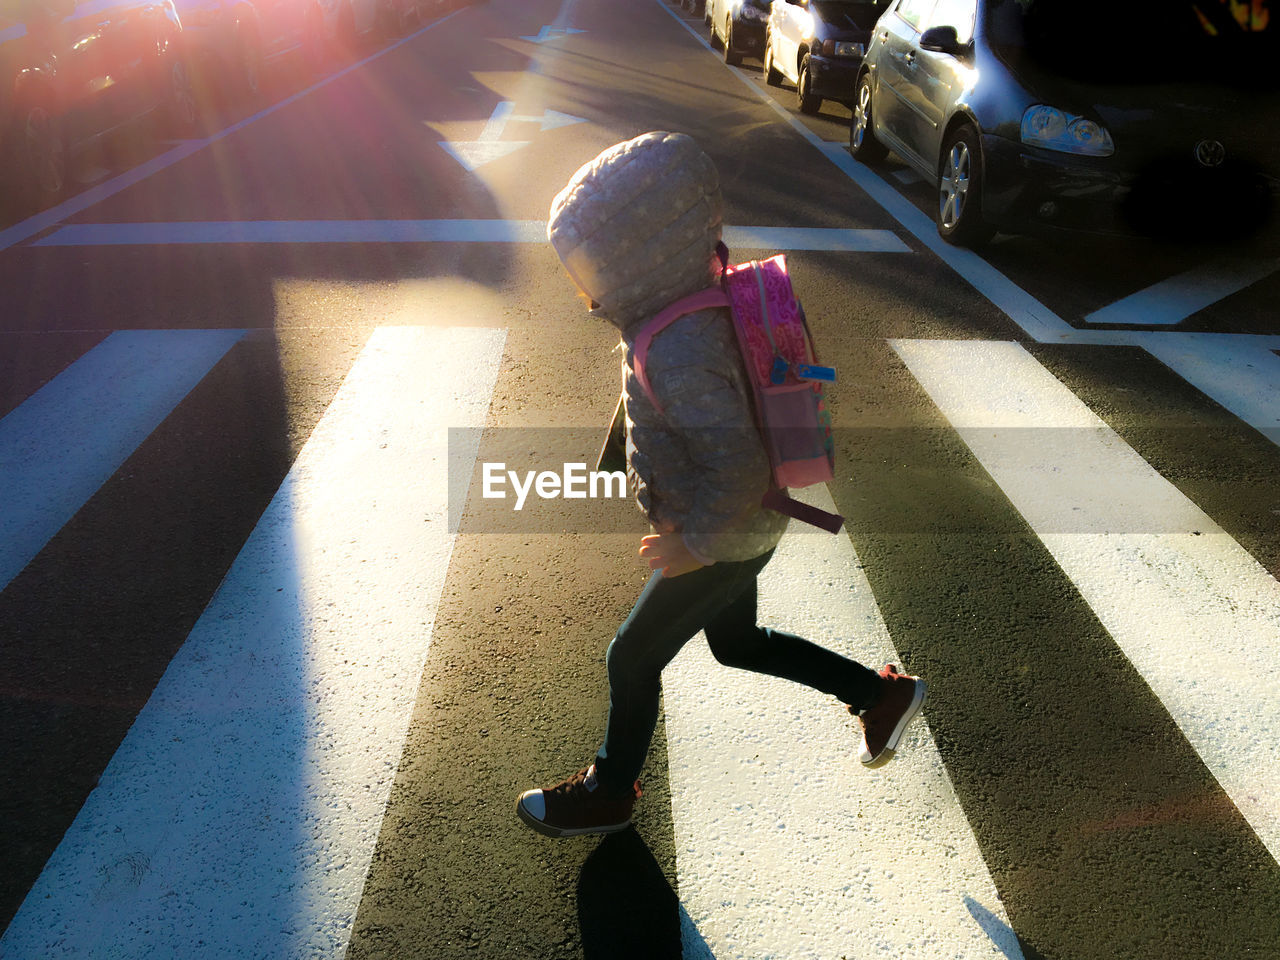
516,132,925,838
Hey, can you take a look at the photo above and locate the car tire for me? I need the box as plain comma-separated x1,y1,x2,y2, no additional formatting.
236,25,264,100
704,1,712,26
937,123,995,247
797,54,820,114
723,17,742,65
763,34,783,86
14,104,67,200
848,72,887,163
379,0,418,36
303,3,330,73
335,1,359,59
165,58,200,136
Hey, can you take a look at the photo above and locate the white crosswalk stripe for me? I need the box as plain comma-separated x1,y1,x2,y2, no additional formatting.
665,486,1024,960
892,338,1280,864
0,330,244,592
0,327,506,957
1,327,1277,956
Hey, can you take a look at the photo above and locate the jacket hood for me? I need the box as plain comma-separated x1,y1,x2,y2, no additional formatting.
547,131,723,332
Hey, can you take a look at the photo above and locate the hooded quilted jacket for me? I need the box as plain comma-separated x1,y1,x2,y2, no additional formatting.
548,131,788,563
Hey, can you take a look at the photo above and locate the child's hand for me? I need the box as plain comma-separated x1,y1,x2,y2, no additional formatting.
639,533,706,578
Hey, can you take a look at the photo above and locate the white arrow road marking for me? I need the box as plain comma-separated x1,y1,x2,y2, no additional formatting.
664,486,1025,960
0,330,245,593
892,338,1280,865
439,101,587,171
517,107,588,131
440,139,530,172
519,25,586,43
0,326,507,958
1084,257,1280,326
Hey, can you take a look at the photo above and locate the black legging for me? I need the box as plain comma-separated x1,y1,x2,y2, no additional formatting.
593,548,882,792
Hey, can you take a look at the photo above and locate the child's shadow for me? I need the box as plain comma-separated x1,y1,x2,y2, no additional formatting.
577,829,684,959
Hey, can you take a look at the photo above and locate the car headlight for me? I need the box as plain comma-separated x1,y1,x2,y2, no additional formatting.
819,39,865,57
741,4,768,22
1020,105,1114,157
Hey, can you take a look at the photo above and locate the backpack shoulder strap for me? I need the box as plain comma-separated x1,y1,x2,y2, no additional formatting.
761,488,844,533
632,287,730,416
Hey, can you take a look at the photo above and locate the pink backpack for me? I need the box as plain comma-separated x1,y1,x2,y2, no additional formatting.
632,246,843,533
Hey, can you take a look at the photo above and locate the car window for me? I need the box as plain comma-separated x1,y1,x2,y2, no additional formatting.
811,1,884,28
894,0,936,30
927,0,975,43
985,0,1280,87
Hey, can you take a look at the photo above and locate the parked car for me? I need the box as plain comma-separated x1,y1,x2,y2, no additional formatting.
304,0,422,64
764,0,883,114
1,0,197,203
173,0,306,102
706,0,772,66
848,0,1280,245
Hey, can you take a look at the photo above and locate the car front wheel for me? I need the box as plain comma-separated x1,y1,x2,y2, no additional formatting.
797,54,820,114
18,105,66,199
237,25,264,99
165,58,200,135
723,17,741,64
937,123,994,247
848,72,886,163
763,33,783,86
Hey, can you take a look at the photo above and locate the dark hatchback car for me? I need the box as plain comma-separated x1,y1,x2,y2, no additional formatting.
849,0,1280,245
765,0,886,114
1,0,196,204
707,0,773,66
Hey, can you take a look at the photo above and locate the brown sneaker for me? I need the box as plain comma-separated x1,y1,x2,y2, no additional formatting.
853,664,926,768
516,764,642,838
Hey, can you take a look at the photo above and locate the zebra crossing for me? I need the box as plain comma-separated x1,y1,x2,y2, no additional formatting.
1,323,1278,958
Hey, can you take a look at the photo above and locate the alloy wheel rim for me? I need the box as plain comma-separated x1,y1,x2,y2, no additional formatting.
940,141,970,229
24,107,65,194
242,41,261,94
852,83,870,148
172,62,197,128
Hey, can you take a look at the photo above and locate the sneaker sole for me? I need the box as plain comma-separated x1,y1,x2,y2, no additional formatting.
862,678,927,769
515,797,632,839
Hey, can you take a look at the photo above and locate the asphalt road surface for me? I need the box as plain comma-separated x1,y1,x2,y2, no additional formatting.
2,0,1279,958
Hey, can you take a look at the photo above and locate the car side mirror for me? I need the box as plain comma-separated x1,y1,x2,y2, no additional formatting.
920,24,962,54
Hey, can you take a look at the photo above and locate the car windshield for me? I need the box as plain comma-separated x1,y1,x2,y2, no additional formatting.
811,1,886,29
985,0,1280,88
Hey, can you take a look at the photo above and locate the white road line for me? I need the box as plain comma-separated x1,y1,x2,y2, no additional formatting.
727,225,908,251
892,338,1280,865
33,220,910,251
664,486,1025,960
0,326,507,958
35,219,549,245
1136,332,1280,447
0,329,244,593
1085,258,1280,326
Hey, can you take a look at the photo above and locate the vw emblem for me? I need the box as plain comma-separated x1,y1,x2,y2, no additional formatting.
1194,139,1226,168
